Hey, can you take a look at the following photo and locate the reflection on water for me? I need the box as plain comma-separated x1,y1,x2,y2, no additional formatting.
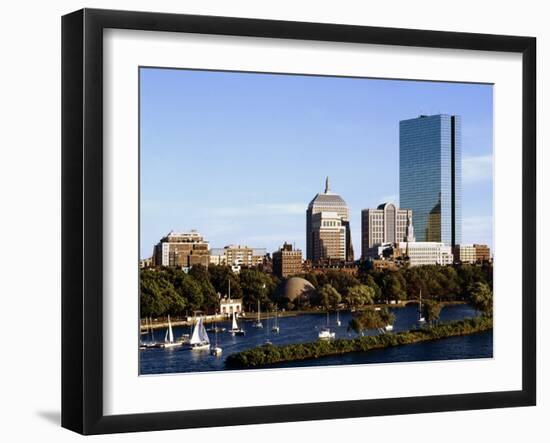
139,304,492,375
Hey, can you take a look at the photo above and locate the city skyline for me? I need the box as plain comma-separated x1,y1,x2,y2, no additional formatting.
140,68,493,259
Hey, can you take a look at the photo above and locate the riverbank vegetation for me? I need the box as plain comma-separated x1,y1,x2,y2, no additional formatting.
140,262,493,318
225,317,493,369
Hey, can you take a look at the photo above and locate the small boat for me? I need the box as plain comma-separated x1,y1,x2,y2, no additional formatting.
318,312,335,340
271,307,280,333
160,315,181,348
252,299,263,328
140,317,158,349
336,310,342,327
417,290,426,324
229,312,245,336
385,324,394,331
318,328,336,340
189,316,210,350
179,333,190,344
210,346,223,356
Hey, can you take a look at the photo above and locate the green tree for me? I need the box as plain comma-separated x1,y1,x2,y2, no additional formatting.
422,300,442,325
344,285,375,310
208,265,242,298
348,308,385,335
379,307,396,327
239,268,274,310
323,271,360,295
469,282,493,317
381,272,407,302
318,284,342,311
362,274,382,302
188,264,218,311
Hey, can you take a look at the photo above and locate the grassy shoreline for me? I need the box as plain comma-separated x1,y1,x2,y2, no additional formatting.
225,317,492,369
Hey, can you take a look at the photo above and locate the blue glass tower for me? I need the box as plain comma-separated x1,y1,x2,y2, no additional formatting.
399,114,461,246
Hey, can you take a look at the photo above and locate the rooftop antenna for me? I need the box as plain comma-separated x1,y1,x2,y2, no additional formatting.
325,176,330,193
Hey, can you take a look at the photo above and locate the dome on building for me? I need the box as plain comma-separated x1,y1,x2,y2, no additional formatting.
275,277,316,302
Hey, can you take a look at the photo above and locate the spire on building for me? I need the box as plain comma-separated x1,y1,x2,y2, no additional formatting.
405,212,415,243
325,176,330,193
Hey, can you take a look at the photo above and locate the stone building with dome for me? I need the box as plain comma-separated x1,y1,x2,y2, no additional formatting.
274,277,317,304
306,177,354,262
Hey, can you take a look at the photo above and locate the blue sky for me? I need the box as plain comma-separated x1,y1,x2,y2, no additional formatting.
140,68,493,259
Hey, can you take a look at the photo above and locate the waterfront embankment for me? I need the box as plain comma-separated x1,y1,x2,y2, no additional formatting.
225,317,492,369
141,301,467,332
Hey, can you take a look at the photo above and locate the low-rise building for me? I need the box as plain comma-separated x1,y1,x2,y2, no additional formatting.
273,242,303,278
398,242,454,267
220,297,243,316
454,244,491,264
454,244,477,264
211,245,267,268
474,244,491,263
139,257,153,269
209,248,226,265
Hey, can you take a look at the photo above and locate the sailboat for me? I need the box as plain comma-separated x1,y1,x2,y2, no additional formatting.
160,315,180,348
271,307,280,334
189,316,210,350
417,290,426,324
252,299,263,328
229,311,245,336
336,310,342,327
210,320,223,356
264,312,272,345
318,312,335,340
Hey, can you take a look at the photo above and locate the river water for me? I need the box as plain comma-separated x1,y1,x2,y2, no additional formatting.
139,304,492,375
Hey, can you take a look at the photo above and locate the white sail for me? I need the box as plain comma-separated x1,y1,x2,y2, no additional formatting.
190,317,209,345
167,315,174,343
231,312,238,330
198,319,210,344
190,317,201,345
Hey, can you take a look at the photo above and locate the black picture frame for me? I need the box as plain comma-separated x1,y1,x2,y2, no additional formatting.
62,8,536,435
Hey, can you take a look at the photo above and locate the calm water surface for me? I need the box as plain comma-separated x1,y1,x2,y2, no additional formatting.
139,304,492,375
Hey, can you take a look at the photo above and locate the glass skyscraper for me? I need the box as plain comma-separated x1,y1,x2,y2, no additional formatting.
399,114,461,247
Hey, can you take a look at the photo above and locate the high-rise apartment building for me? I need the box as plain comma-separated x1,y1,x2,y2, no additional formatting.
400,114,462,247
361,203,414,258
209,245,267,267
306,177,354,262
152,231,210,268
272,242,303,278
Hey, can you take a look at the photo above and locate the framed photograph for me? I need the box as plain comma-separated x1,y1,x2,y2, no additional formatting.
62,8,536,435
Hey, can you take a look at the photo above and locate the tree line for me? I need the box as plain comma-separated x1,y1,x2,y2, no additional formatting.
140,263,493,318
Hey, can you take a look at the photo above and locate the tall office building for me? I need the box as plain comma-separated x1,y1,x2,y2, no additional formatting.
311,211,347,262
306,177,354,262
361,203,414,258
400,114,462,246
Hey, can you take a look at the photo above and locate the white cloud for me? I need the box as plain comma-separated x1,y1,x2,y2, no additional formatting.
462,155,493,184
